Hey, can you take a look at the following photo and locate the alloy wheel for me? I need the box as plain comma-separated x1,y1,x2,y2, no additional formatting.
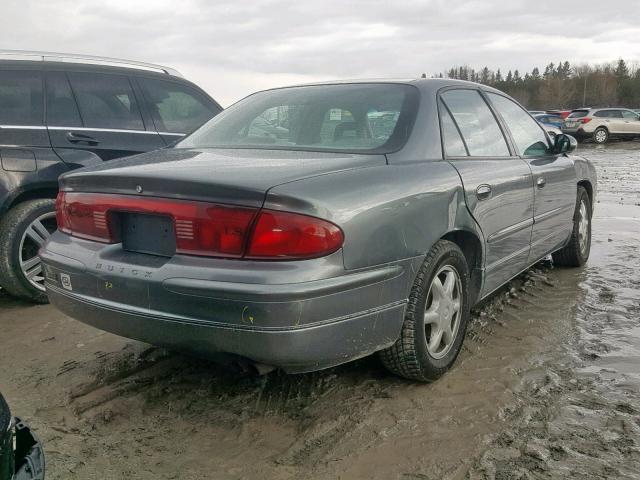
578,200,590,256
19,212,57,291
424,265,462,359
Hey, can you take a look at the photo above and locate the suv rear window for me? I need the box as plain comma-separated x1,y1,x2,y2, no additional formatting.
567,110,589,118
0,70,43,125
67,72,144,130
178,83,419,154
139,78,219,134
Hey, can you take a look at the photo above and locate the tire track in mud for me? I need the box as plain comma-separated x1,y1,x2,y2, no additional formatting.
52,263,576,479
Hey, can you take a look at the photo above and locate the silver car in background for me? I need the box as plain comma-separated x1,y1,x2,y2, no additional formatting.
562,107,640,143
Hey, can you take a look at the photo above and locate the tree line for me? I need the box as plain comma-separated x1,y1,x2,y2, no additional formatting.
432,59,640,110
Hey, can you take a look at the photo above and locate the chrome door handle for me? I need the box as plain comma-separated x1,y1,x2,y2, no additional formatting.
476,184,492,200
536,177,546,188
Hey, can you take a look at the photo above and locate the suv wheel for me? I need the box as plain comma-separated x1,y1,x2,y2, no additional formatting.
592,127,609,144
0,199,57,303
379,240,470,382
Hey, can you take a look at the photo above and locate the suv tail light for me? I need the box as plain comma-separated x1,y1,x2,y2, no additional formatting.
580,118,592,124
55,192,343,260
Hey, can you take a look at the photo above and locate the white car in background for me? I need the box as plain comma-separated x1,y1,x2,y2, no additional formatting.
562,108,640,144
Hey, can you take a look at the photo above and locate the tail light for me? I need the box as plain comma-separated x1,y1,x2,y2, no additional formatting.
247,210,343,259
580,118,592,124
55,192,343,260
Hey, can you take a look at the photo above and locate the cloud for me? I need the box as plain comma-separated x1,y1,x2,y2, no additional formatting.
2,0,639,105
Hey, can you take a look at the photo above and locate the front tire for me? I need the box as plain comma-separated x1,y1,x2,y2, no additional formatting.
552,186,591,267
379,240,470,382
592,127,609,144
0,199,57,303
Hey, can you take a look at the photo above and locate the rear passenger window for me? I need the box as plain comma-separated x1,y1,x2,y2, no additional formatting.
439,100,467,156
68,72,144,130
0,70,43,125
487,93,550,156
441,90,509,157
139,78,218,134
46,72,82,127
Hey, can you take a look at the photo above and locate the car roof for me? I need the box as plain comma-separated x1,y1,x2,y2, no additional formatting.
0,49,182,79
252,77,505,96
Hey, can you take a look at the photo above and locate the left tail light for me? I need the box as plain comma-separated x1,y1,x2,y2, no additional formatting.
55,192,344,260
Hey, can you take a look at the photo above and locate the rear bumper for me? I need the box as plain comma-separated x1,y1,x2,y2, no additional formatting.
47,284,406,373
41,232,414,373
561,128,589,139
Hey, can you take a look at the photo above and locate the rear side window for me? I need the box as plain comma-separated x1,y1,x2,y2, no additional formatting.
0,70,43,125
439,99,468,156
68,72,144,130
139,78,218,134
568,110,589,118
46,72,82,127
487,93,550,156
440,89,509,157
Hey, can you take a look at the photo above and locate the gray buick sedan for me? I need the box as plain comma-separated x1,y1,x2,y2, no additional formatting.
40,79,596,381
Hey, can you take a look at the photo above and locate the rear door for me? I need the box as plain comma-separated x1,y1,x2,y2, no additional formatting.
621,109,640,135
46,71,164,161
593,109,624,134
439,88,534,296
0,68,67,208
486,92,576,264
136,76,221,145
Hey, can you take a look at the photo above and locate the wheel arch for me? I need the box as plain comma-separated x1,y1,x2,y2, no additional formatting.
577,179,594,210
3,184,59,213
441,229,484,305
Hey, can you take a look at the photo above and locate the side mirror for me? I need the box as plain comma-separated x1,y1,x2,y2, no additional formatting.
554,133,577,154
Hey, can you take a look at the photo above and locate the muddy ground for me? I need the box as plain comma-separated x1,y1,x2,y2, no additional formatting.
1,143,639,479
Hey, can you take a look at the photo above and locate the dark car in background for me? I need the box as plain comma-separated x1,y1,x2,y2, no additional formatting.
0,393,44,480
41,79,596,382
0,51,222,302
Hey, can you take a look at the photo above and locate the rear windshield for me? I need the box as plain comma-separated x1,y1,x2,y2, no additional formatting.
177,83,419,154
567,110,589,118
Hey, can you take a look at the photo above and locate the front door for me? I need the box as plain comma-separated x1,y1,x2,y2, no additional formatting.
45,71,164,162
485,92,576,263
439,89,534,297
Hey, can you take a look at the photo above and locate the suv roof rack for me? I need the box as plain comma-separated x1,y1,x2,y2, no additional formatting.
0,50,182,77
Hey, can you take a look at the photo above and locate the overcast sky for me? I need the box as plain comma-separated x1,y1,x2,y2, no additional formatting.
2,0,639,106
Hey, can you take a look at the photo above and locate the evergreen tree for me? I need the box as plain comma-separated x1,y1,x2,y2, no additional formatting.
615,59,629,78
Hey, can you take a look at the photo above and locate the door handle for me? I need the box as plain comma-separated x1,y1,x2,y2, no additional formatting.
476,184,492,200
66,132,100,145
536,177,546,188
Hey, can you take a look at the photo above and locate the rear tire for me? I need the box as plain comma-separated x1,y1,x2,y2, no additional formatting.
379,240,470,382
552,186,591,267
592,127,609,144
0,199,57,303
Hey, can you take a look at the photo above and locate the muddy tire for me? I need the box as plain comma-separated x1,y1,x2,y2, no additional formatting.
379,240,470,382
592,127,609,144
0,199,57,304
552,186,591,268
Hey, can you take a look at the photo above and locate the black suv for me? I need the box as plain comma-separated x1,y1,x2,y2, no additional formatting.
0,51,222,302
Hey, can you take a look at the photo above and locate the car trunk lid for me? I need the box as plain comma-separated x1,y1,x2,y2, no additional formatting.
59,147,386,207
